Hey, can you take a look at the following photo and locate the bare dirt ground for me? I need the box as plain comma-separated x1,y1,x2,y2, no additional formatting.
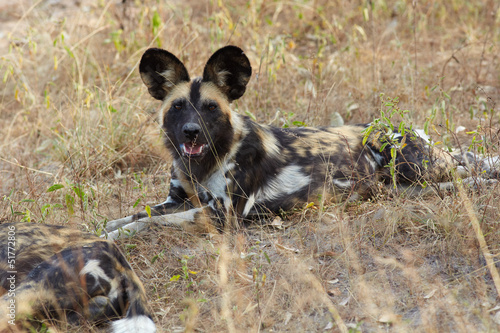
1,0,499,332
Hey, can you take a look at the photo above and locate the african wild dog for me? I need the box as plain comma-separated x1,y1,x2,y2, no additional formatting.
0,223,155,332
105,46,498,239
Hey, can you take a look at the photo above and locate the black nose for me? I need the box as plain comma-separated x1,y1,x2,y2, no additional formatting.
182,123,201,139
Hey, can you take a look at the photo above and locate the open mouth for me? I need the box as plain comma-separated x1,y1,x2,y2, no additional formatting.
180,142,208,158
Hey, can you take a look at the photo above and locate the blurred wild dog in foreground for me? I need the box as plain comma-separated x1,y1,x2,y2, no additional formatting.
105,46,498,239
0,223,155,332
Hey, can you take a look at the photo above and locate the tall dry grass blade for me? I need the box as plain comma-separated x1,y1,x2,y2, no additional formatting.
457,182,500,298
219,239,236,333
0,157,56,180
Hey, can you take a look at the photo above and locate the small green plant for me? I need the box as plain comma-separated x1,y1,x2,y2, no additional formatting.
4,190,32,222
128,172,152,218
132,172,147,209
422,79,455,150
465,95,498,156
150,249,166,264
110,29,126,53
281,111,307,128
362,94,415,188
46,182,89,216
44,181,108,233
4,188,63,223
124,243,137,258
170,255,198,295
151,10,162,47
28,321,49,333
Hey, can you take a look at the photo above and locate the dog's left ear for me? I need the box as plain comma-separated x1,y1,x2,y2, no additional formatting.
202,46,252,102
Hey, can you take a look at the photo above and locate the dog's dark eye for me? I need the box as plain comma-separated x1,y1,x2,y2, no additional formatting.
207,103,217,111
173,103,182,110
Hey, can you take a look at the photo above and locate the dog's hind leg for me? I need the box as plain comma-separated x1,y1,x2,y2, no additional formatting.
453,151,500,179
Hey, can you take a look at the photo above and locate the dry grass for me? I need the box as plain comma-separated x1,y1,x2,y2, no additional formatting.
1,0,500,332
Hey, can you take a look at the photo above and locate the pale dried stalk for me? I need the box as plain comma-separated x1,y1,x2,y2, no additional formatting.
457,182,500,298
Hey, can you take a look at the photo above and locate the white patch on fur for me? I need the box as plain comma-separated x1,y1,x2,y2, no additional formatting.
332,179,354,189
215,69,232,87
367,146,385,166
160,192,179,205
414,129,431,144
242,193,256,217
365,154,377,171
208,199,217,211
260,126,280,157
162,196,175,204
80,260,120,300
160,69,177,88
230,112,247,139
203,162,235,210
111,315,156,333
173,159,181,171
256,165,311,202
481,155,500,171
108,279,120,301
391,132,403,139
80,260,110,282
170,179,182,188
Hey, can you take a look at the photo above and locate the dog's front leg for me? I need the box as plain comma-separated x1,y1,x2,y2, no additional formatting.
104,206,216,240
105,174,196,235
105,198,193,232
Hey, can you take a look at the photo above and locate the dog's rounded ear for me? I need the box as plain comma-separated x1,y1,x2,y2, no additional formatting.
202,46,252,102
139,48,190,100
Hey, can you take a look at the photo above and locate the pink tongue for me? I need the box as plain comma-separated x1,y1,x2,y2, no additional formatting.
184,143,203,154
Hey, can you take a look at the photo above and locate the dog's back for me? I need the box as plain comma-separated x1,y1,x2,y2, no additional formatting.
0,222,155,332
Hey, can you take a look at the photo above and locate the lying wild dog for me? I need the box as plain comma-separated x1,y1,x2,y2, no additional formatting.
0,223,155,332
105,46,498,239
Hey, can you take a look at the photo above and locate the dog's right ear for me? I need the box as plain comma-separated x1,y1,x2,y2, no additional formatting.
139,48,190,100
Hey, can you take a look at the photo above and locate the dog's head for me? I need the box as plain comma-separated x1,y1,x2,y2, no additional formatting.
139,46,251,163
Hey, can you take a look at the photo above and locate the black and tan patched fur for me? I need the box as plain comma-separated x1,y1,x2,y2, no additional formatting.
105,46,498,238
0,223,156,332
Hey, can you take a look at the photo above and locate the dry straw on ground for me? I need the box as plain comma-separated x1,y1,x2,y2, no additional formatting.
1,0,499,332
